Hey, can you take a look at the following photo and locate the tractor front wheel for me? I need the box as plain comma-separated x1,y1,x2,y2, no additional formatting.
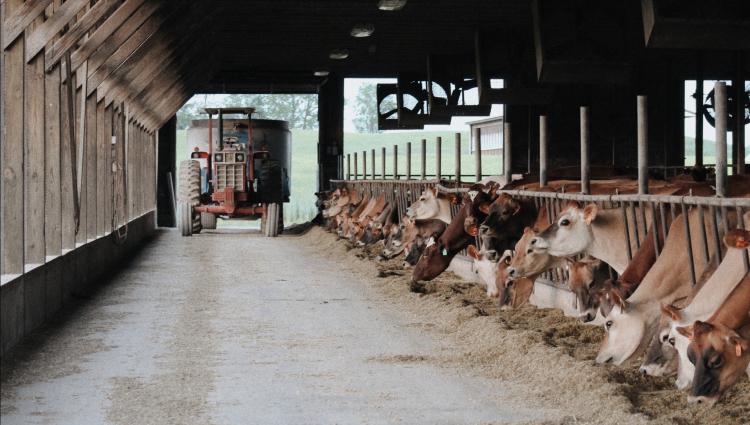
200,212,217,230
177,202,193,236
263,203,282,237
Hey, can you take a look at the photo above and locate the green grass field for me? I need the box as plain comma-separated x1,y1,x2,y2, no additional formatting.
176,129,503,226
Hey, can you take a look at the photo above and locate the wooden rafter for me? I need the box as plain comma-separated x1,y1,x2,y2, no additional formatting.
2,0,53,50
24,0,88,62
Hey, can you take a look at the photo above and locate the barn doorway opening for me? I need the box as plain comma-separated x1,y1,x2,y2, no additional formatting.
174,94,319,229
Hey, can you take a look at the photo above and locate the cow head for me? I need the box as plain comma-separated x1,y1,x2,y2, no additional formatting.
407,188,455,220
678,321,750,406
639,304,682,378
567,256,602,323
467,244,500,295
497,275,534,309
404,234,428,268
595,290,653,365
532,202,598,257
411,236,452,282
507,228,556,279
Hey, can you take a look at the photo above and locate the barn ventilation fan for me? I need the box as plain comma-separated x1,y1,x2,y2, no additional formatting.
701,83,750,128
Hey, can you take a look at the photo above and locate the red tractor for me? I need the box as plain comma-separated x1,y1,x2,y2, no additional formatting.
177,107,289,237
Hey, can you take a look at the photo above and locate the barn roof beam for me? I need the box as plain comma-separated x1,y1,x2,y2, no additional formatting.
44,0,121,71
23,0,88,61
2,0,53,50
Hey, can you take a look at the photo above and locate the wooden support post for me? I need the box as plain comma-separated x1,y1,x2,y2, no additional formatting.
420,139,426,180
504,122,512,185
637,96,649,194
25,22,46,267
353,152,358,180
473,129,482,182
436,136,442,180
406,142,412,180
381,147,386,179
714,82,727,197
454,133,461,182
371,149,375,179
580,106,591,194
45,60,62,259
96,100,107,236
86,94,97,241
346,153,351,180
539,115,548,187
393,145,398,179
362,150,367,180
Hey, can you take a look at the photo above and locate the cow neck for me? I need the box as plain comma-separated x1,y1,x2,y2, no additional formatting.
682,248,748,320
709,274,750,331
436,198,453,224
443,203,472,252
587,209,631,274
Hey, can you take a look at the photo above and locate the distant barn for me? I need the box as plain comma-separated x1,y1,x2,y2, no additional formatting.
469,116,504,156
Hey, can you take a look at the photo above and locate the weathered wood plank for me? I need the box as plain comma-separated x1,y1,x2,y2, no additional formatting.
75,85,87,246
1,0,52,50
69,0,148,72
44,63,62,259
44,0,120,72
60,58,76,251
25,25,47,267
78,0,160,74
25,0,88,63
85,94,97,241
1,0,25,276
86,9,168,97
104,105,113,234
96,100,106,236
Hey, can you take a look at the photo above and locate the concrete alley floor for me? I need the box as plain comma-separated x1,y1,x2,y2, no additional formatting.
1,229,557,425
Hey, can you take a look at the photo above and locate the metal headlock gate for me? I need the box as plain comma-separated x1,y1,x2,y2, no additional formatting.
330,179,750,286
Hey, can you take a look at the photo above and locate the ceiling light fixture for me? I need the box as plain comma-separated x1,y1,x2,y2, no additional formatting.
350,23,375,37
314,70,330,77
329,49,349,60
377,0,406,11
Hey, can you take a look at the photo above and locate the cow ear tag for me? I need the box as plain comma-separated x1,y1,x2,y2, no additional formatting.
442,247,448,256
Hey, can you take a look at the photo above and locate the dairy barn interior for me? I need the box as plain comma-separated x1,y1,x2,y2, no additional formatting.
1,1,750,424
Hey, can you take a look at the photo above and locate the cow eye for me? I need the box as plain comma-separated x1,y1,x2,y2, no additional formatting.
668,337,675,346
506,281,514,288
661,334,668,342
605,320,613,330
708,355,723,369
560,219,570,226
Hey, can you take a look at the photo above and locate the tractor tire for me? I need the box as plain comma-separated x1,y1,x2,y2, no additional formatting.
200,212,217,230
177,202,193,237
177,160,202,235
264,203,281,237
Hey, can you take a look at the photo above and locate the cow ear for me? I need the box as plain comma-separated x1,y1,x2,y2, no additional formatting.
724,229,750,249
660,304,683,321
431,187,438,196
449,194,459,204
726,334,749,357
676,325,694,340
467,244,480,260
583,203,598,224
610,289,628,311
479,202,491,215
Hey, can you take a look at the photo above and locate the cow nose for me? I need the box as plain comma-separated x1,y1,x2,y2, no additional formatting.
479,225,490,235
639,366,648,375
508,268,516,277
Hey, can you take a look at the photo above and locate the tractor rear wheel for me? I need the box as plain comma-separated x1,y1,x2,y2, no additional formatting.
264,203,282,237
177,160,202,236
200,212,217,229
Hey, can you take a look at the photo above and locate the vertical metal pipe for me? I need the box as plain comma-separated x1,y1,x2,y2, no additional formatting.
695,61,704,168
734,59,745,174
454,133,462,183
637,95,649,194
737,206,750,271
381,147,386,179
710,205,722,263
630,202,641,249
650,203,660,257
436,136,442,180
346,153,351,180
371,149,375,179
621,203,633,261
406,142,412,180
580,106,590,194
682,202,697,287
714,81,728,197
697,205,710,265
393,144,398,180
539,115,548,187
353,152,358,180
659,203,668,242
421,139,427,180
503,122,512,185
362,150,367,180
473,130,482,182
